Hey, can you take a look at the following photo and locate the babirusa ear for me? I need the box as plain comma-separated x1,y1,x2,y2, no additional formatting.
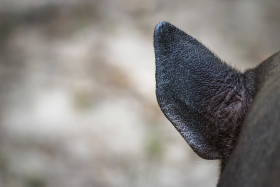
154,22,256,160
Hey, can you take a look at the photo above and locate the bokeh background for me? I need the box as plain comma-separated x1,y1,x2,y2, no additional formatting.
0,0,280,186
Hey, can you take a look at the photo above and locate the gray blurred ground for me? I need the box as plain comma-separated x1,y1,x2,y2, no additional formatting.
0,0,279,187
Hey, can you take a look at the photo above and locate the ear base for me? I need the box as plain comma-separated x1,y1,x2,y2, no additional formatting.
154,22,256,160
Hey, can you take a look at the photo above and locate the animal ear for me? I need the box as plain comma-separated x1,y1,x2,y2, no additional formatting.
154,22,256,159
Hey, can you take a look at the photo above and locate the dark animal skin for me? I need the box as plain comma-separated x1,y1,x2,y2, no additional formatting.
154,21,280,187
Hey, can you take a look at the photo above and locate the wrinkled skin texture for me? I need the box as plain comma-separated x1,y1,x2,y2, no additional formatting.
154,21,280,186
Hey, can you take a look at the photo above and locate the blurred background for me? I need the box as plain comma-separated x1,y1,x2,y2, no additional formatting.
0,0,280,186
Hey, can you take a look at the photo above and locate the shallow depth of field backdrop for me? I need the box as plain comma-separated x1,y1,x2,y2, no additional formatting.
0,0,280,187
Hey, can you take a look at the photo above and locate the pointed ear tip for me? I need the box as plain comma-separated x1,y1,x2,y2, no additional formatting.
155,21,171,31
154,21,172,39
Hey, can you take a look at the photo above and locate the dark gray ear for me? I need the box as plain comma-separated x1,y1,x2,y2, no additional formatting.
154,22,256,160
